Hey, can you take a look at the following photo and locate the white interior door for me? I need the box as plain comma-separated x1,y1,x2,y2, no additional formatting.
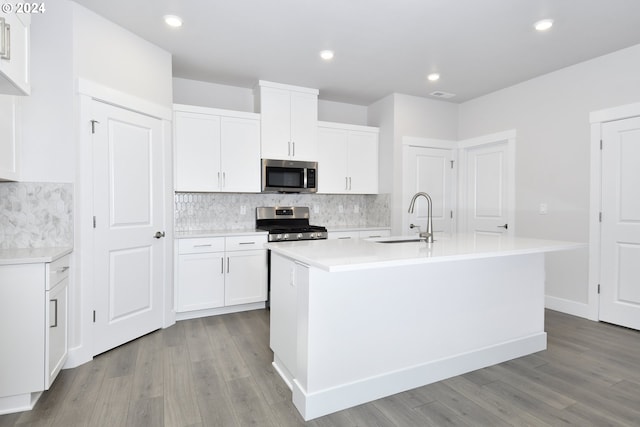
462,141,510,236
402,146,454,237
600,116,640,330
92,100,165,356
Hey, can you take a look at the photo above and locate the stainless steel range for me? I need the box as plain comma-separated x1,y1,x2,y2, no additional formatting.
256,206,328,242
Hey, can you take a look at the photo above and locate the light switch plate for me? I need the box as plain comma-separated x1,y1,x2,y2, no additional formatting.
539,203,548,215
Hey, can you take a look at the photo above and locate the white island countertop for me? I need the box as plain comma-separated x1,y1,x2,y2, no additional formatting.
266,233,585,272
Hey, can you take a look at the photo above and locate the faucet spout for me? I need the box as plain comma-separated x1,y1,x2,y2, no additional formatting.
408,192,434,243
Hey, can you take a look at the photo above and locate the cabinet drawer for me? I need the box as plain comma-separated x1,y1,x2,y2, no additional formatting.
359,229,391,239
178,237,225,254
226,235,268,251
48,255,70,290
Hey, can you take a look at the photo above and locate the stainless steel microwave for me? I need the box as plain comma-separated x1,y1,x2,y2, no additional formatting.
261,159,317,193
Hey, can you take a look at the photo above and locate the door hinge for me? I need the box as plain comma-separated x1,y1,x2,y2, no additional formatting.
93,216,96,228
93,310,96,323
597,284,600,294
599,212,602,223
600,139,603,150
450,210,453,219
450,160,455,169
90,120,99,134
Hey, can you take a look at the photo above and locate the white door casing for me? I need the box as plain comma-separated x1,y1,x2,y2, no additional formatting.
402,145,455,237
91,100,164,356
599,116,640,330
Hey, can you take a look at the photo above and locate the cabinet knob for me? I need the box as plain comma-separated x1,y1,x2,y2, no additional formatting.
154,231,166,239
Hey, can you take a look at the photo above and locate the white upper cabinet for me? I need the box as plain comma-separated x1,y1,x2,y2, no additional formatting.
317,121,379,194
0,13,30,95
174,105,260,192
255,80,318,161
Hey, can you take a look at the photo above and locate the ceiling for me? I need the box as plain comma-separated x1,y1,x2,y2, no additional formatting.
71,0,640,105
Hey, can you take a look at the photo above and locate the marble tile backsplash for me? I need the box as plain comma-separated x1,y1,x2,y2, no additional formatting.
175,192,390,231
0,182,74,249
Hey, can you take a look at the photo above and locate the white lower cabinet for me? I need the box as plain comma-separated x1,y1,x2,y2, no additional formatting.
176,234,267,317
328,228,391,240
0,253,69,414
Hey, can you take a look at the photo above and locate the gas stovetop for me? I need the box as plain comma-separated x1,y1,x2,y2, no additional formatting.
256,206,328,242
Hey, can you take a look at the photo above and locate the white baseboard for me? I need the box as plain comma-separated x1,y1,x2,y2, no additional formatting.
291,333,547,421
545,295,593,319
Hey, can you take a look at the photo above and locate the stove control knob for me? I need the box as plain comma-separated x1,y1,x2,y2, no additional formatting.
283,234,289,240
275,234,282,240
297,233,304,239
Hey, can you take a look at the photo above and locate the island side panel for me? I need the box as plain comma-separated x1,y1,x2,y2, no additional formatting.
292,253,547,420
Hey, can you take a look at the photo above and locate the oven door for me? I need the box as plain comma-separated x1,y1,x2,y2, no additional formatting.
262,159,317,193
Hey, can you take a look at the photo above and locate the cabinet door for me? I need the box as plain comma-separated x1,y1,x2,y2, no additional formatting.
347,130,378,194
45,278,68,389
317,127,348,193
220,116,261,192
0,95,18,180
225,250,267,306
0,263,44,396
177,252,225,311
174,112,221,192
290,91,318,161
0,13,30,95
260,86,292,160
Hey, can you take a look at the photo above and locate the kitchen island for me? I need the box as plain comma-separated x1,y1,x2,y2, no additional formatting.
267,234,584,421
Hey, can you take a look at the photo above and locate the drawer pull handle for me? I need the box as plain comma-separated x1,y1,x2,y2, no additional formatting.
56,266,70,273
50,299,58,328
194,244,213,248
238,242,256,245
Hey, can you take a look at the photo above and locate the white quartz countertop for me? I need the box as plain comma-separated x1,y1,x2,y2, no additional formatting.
266,234,586,272
175,229,268,239
0,246,73,265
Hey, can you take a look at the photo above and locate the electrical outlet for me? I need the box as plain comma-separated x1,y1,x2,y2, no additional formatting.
539,203,548,215
240,205,246,215
354,205,359,213
313,205,320,214
338,204,344,213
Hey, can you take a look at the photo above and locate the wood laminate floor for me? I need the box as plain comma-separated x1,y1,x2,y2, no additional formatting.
1,309,639,426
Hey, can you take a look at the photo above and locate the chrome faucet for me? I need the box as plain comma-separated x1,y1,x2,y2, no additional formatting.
408,192,434,243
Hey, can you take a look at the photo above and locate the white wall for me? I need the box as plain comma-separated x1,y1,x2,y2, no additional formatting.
73,4,172,107
172,77,369,124
371,94,458,234
317,99,367,125
19,3,75,183
458,43,640,317
173,77,254,112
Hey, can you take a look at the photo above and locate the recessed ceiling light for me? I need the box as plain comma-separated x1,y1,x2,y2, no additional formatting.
164,15,183,28
320,50,335,60
534,19,553,31
427,73,440,82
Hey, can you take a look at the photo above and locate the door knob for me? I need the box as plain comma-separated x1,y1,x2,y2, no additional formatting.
497,224,508,230
154,231,166,239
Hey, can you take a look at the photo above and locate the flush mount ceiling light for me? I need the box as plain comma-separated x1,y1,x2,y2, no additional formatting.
164,15,183,28
320,50,335,60
534,19,554,31
427,73,440,82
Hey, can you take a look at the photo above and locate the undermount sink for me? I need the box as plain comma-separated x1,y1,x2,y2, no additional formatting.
375,239,423,244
